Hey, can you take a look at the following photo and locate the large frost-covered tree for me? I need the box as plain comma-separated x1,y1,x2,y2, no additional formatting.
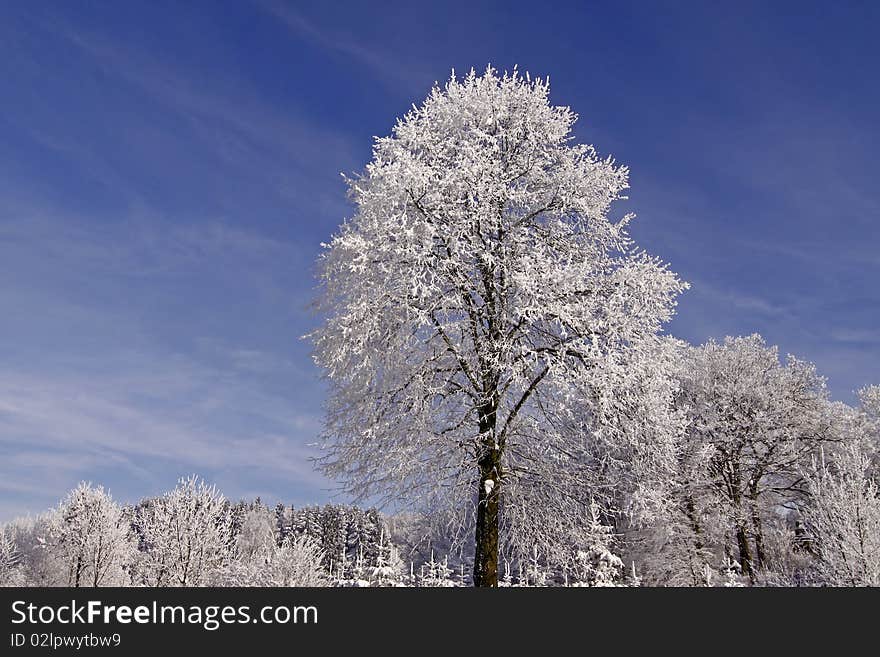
311,66,687,585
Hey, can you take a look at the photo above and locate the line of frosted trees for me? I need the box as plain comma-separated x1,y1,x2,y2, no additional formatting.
0,478,383,588
0,474,626,587
2,339,878,588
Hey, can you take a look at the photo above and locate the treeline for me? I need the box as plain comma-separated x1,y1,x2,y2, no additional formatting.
0,477,395,588
0,477,632,587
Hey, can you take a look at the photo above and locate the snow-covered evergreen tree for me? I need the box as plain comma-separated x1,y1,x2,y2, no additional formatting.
419,551,456,587
366,528,403,586
569,501,624,586
274,502,290,545
319,504,347,570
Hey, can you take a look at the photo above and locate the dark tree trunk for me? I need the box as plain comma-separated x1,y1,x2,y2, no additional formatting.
684,495,704,551
735,523,754,583
747,487,766,572
74,553,83,588
683,495,706,586
473,443,501,587
729,464,754,583
751,509,766,571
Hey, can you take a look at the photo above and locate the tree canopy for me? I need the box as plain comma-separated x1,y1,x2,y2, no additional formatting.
310,66,687,584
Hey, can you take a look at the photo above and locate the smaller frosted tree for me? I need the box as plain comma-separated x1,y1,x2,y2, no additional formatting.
801,445,880,586
234,505,276,562
0,516,56,586
133,475,231,587
264,535,328,586
46,483,134,587
857,385,880,476
860,385,880,419
675,335,832,581
219,504,329,586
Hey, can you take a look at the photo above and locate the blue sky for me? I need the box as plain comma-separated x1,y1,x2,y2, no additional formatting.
1,1,878,521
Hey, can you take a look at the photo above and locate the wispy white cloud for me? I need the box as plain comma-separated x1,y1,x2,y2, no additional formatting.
0,358,330,521
58,22,361,170
0,198,306,276
255,0,430,91
0,199,331,522
2,12,359,226
830,328,880,345
688,279,789,318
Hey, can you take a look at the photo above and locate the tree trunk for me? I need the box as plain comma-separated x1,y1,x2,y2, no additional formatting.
747,487,766,572
730,466,754,583
74,552,84,588
684,495,705,551
735,523,754,583
683,495,706,586
750,509,766,571
473,451,501,587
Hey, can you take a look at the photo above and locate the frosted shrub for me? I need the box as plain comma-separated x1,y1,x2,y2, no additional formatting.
419,552,456,587
220,535,327,587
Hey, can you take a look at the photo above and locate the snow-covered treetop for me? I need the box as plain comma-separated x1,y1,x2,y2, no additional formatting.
676,334,834,500
860,385,880,419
